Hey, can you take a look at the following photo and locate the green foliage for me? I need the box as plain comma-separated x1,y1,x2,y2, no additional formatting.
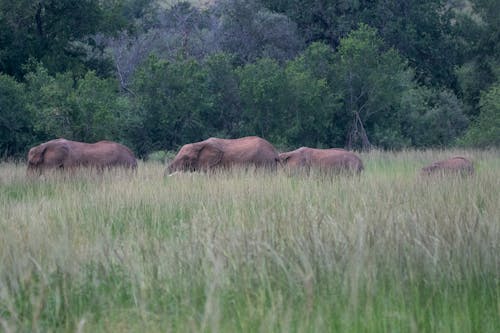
0,74,32,157
461,83,500,147
25,66,127,143
2,0,500,156
215,0,303,64
261,0,361,47
0,0,125,78
331,24,414,149
262,0,459,87
293,42,336,84
146,150,166,163
366,0,459,88
203,53,241,137
236,58,288,142
421,90,469,146
130,56,212,155
403,88,469,147
283,48,339,147
146,149,177,165
454,0,500,117
222,47,341,148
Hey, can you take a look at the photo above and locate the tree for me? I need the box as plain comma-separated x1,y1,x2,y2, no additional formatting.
332,24,414,150
455,0,500,117
0,0,126,79
365,0,459,88
129,56,211,155
290,42,336,84
213,0,303,64
203,53,241,137
0,74,32,157
461,82,500,147
262,0,460,88
236,58,288,143
155,1,214,60
261,0,361,47
25,66,127,144
402,87,469,147
105,1,214,92
283,44,339,147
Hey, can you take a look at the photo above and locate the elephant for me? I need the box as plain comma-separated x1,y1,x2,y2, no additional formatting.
27,138,137,175
166,136,279,174
421,157,474,176
279,147,364,175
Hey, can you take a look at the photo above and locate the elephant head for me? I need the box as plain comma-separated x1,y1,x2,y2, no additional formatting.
27,144,48,175
26,139,70,175
27,145,46,168
279,148,308,168
167,140,223,174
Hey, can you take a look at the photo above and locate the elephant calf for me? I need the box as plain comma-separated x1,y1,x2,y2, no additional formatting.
421,156,474,176
27,138,137,175
167,136,279,174
279,147,364,175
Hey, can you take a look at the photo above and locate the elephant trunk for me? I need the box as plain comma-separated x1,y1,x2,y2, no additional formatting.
166,162,181,176
165,165,173,176
26,164,40,177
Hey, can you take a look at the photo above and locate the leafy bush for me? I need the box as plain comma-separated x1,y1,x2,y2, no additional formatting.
129,56,211,156
146,150,166,163
461,83,500,147
25,66,128,144
0,74,32,158
403,88,469,147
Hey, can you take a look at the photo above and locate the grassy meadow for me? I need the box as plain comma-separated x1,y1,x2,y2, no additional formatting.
0,149,499,332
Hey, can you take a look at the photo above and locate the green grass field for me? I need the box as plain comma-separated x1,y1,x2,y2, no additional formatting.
1,149,499,332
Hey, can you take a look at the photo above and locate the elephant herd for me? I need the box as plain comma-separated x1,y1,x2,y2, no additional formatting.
26,136,474,176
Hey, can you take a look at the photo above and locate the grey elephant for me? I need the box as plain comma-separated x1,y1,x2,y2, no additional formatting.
279,147,364,174
27,138,137,175
167,136,279,174
421,156,474,176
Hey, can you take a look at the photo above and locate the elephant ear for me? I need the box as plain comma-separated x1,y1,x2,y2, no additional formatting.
300,153,310,167
198,142,223,170
28,145,47,165
279,153,291,164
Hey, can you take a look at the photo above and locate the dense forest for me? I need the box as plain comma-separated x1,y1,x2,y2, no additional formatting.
1,0,499,158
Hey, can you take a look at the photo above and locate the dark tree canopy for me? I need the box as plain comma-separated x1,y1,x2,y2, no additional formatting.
0,0,127,78
0,0,499,158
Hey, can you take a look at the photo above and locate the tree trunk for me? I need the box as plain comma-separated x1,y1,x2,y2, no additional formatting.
347,110,371,151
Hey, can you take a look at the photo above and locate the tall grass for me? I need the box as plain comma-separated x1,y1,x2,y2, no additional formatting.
0,149,499,332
